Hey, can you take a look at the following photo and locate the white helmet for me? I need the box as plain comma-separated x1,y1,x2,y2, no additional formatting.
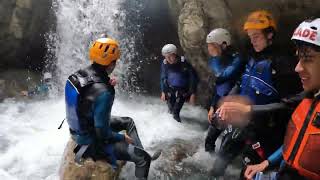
161,44,177,56
206,28,232,46
291,18,320,47
43,72,52,80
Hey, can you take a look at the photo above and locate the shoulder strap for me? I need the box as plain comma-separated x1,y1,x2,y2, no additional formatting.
68,68,105,94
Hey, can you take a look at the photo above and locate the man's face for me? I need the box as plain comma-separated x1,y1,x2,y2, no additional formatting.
295,46,320,92
247,29,270,52
207,43,222,57
164,53,177,64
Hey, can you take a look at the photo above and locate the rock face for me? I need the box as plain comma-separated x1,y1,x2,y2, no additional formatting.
59,139,123,180
0,0,53,69
168,0,320,105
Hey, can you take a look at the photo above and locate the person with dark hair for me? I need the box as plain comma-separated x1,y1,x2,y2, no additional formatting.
244,18,320,180
209,10,302,177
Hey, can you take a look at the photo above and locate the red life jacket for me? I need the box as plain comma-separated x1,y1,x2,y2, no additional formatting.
283,98,320,180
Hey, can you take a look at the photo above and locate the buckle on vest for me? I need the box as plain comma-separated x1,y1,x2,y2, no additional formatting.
252,142,261,150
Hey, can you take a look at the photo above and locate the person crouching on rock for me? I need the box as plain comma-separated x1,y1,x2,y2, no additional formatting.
160,44,199,122
65,37,161,180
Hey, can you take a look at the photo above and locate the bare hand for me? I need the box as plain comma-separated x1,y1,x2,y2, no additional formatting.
124,133,134,144
21,91,28,96
244,160,269,180
217,102,251,126
109,77,117,86
208,106,215,123
160,92,166,101
188,94,196,105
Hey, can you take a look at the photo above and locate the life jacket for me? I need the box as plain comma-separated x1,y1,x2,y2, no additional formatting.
163,56,190,89
240,57,279,105
65,66,118,167
209,52,241,97
283,97,320,180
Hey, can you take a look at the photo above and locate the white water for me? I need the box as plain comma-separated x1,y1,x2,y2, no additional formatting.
0,96,208,180
0,0,212,179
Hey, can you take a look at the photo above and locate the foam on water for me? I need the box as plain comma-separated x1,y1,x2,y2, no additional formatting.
0,96,207,179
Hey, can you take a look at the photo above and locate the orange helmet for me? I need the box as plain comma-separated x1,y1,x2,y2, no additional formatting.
243,10,277,31
89,38,120,66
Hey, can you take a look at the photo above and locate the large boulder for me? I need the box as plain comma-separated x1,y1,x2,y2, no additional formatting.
59,139,124,180
168,0,320,105
0,0,53,69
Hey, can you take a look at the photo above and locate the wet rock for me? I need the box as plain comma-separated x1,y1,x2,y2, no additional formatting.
59,139,124,180
150,138,209,179
0,0,53,69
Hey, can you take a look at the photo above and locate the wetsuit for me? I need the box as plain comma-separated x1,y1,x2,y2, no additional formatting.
204,48,243,152
210,45,302,177
65,64,152,180
160,56,198,122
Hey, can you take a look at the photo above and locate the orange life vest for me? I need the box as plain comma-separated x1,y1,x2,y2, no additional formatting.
283,98,320,180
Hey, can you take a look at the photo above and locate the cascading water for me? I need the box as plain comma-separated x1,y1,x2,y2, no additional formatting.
0,1,240,180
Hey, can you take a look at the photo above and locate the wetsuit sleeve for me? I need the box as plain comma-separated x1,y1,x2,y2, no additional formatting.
160,62,167,93
250,91,305,116
210,88,218,107
93,92,125,142
267,145,283,166
212,56,242,84
251,103,287,115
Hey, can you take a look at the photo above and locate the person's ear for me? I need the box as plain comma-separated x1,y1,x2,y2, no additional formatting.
267,32,274,40
221,42,227,50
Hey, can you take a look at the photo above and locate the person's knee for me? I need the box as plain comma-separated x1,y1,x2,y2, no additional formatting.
121,116,134,123
119,117,135,128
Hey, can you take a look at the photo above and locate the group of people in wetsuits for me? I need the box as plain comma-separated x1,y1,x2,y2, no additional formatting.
159,9,320,180
64,9,320,180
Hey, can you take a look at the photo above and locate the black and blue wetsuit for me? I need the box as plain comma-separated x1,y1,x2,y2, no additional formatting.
209,50,243,107
65,64,153,179
205,48,243,152
160,56,198,122
209,46,302,177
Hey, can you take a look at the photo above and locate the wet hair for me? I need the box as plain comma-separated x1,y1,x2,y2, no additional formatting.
294,40,320,60
262,27,276,40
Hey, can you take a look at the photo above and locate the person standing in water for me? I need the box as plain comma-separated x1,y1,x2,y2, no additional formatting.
160,44,199,122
